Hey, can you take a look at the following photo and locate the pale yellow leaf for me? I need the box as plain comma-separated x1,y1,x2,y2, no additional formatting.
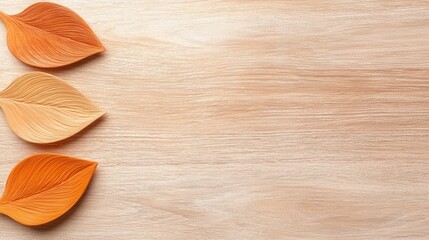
0,72,105,143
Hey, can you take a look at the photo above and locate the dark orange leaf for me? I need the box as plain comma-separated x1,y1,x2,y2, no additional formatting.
0,2,105,68
0,154,97,226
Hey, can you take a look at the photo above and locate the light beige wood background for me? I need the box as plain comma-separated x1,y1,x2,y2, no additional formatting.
0,0,427,239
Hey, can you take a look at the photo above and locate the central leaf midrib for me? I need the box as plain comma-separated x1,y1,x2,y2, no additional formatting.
1,97,88,112
11,15,102,49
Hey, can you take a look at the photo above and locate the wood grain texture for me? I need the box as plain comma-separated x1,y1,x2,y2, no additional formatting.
0,0,427,239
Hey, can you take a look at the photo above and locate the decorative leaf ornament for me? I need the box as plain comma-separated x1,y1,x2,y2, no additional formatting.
0,2,105,68
0,153,97,226
0,72,104,144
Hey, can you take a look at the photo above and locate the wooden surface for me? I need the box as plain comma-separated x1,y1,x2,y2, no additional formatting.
0,0,427,239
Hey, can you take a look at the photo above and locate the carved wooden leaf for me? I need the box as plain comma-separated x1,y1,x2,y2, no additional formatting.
0,72,104,144
0,2,105,68
0,153,97,226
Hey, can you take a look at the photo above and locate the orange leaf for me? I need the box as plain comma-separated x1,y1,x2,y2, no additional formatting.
0,153,97,226
0,2,105,68
0,72,105,144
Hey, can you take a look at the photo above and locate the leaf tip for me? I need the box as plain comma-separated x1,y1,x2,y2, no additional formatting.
89,160,98,168
99,44,107,52
93,109,106,121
